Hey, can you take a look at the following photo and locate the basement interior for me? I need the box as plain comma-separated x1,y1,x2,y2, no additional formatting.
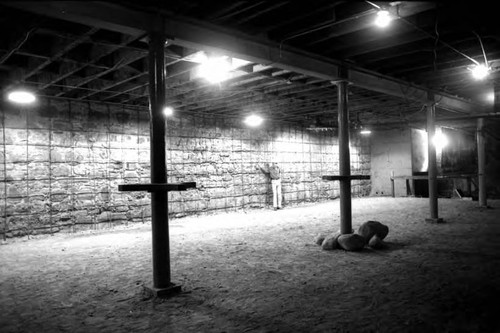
1,1,500,332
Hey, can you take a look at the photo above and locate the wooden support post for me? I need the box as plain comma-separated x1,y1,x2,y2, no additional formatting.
477,118,487,207
336,69,352,234
426,94,443,223
147,26,181,296
391,170,395,198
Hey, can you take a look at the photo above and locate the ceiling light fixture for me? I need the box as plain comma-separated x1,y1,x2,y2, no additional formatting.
163,106,174,117
244,114,263,127
7,90,36,104
432,131,448,150
199,56,232,84
470,63,490,80
360,129,372,135
375,10,391,28
487,92,495,103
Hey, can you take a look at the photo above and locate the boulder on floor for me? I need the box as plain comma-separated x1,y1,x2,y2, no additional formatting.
314,233,327,246
337,233,365,251
357,221,389,243
368,234,386,249
321,232,341,250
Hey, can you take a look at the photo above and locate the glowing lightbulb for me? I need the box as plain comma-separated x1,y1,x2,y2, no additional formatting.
244,114,263,127
375,10,391,28
199,56,232,84
360,129,372,135
163,106,174,117
7,90,36,104
432,132,448,150
470,64,490,80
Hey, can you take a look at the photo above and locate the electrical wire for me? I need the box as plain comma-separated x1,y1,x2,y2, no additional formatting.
0,27,37,65
473,31,489,66
365,1,481,66
433,16,440,72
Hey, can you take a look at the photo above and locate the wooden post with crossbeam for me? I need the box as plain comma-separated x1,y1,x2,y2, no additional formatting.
322,67,370,234
118,22,196,298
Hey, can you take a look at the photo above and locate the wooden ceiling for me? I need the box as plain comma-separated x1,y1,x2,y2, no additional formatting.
1,1,499,131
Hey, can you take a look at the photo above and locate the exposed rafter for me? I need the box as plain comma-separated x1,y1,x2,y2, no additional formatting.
3,1,486,115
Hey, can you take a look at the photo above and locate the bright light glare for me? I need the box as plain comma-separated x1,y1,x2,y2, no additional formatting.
375,10,391,28
199,56,232,83
7,90,36,104
487,92,495,103
244,114,263,127
163,106,174,117
432,132,448,150
470,64,490,80
360,129,372,135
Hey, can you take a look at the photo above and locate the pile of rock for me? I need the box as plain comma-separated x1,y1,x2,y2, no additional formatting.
314,220,389,252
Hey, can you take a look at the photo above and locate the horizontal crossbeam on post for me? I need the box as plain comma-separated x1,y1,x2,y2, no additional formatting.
390,174,475,180
322,175,371,181
118,182,196,192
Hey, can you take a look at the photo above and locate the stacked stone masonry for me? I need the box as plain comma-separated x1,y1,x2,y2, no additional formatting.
0,98,371,237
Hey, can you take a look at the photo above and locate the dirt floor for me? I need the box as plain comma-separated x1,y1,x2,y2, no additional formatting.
1,197,500,333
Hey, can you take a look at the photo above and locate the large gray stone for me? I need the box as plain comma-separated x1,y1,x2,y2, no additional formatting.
321,232,341,250
337,234,365,251
314,233,326,246
368,235,386,249
357,221,389,242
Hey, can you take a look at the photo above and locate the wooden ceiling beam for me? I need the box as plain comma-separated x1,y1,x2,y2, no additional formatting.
6,1,485,114
21,27,99,81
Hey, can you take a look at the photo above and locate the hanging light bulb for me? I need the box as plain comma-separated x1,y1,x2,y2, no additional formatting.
470,63,490,80
7,90,36,104
432,132,448,150
163,106,174,117
375,10,391,28
360,129,372,135
244,114,263,127
199,56,232,84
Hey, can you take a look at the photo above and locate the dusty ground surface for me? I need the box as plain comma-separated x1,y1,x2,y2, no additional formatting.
1,197,500,333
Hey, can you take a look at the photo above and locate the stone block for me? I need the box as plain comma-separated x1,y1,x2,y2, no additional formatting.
28,129,50,145
314,233,326,245
357,220,389,242
337,234,365,251
368,235,386,249
51,131,72,147
27,146,50,162
70,102,90,130
321,232,341,250
88,104,109,131
5,145,27,163
51,164,72,177
3,107,27,129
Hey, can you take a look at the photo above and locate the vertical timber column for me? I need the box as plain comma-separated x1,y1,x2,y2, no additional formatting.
337,69,352,234
425,93,443,223
148,27,177,293
477,118,487,207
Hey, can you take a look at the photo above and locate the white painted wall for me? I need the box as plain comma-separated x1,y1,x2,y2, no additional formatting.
370,128,413,196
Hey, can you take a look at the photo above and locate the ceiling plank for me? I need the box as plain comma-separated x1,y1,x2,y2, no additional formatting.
6,1,486,114
309,2,435,47
22,27,99,81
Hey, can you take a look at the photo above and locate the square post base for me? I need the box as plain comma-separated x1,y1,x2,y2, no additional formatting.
144,283,182,298
425,218,445,224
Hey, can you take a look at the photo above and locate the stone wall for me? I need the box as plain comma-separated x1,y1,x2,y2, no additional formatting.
0,98,371,237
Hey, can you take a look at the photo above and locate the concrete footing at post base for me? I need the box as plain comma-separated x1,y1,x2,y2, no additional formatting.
144,283,182,298
425,218,445,224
